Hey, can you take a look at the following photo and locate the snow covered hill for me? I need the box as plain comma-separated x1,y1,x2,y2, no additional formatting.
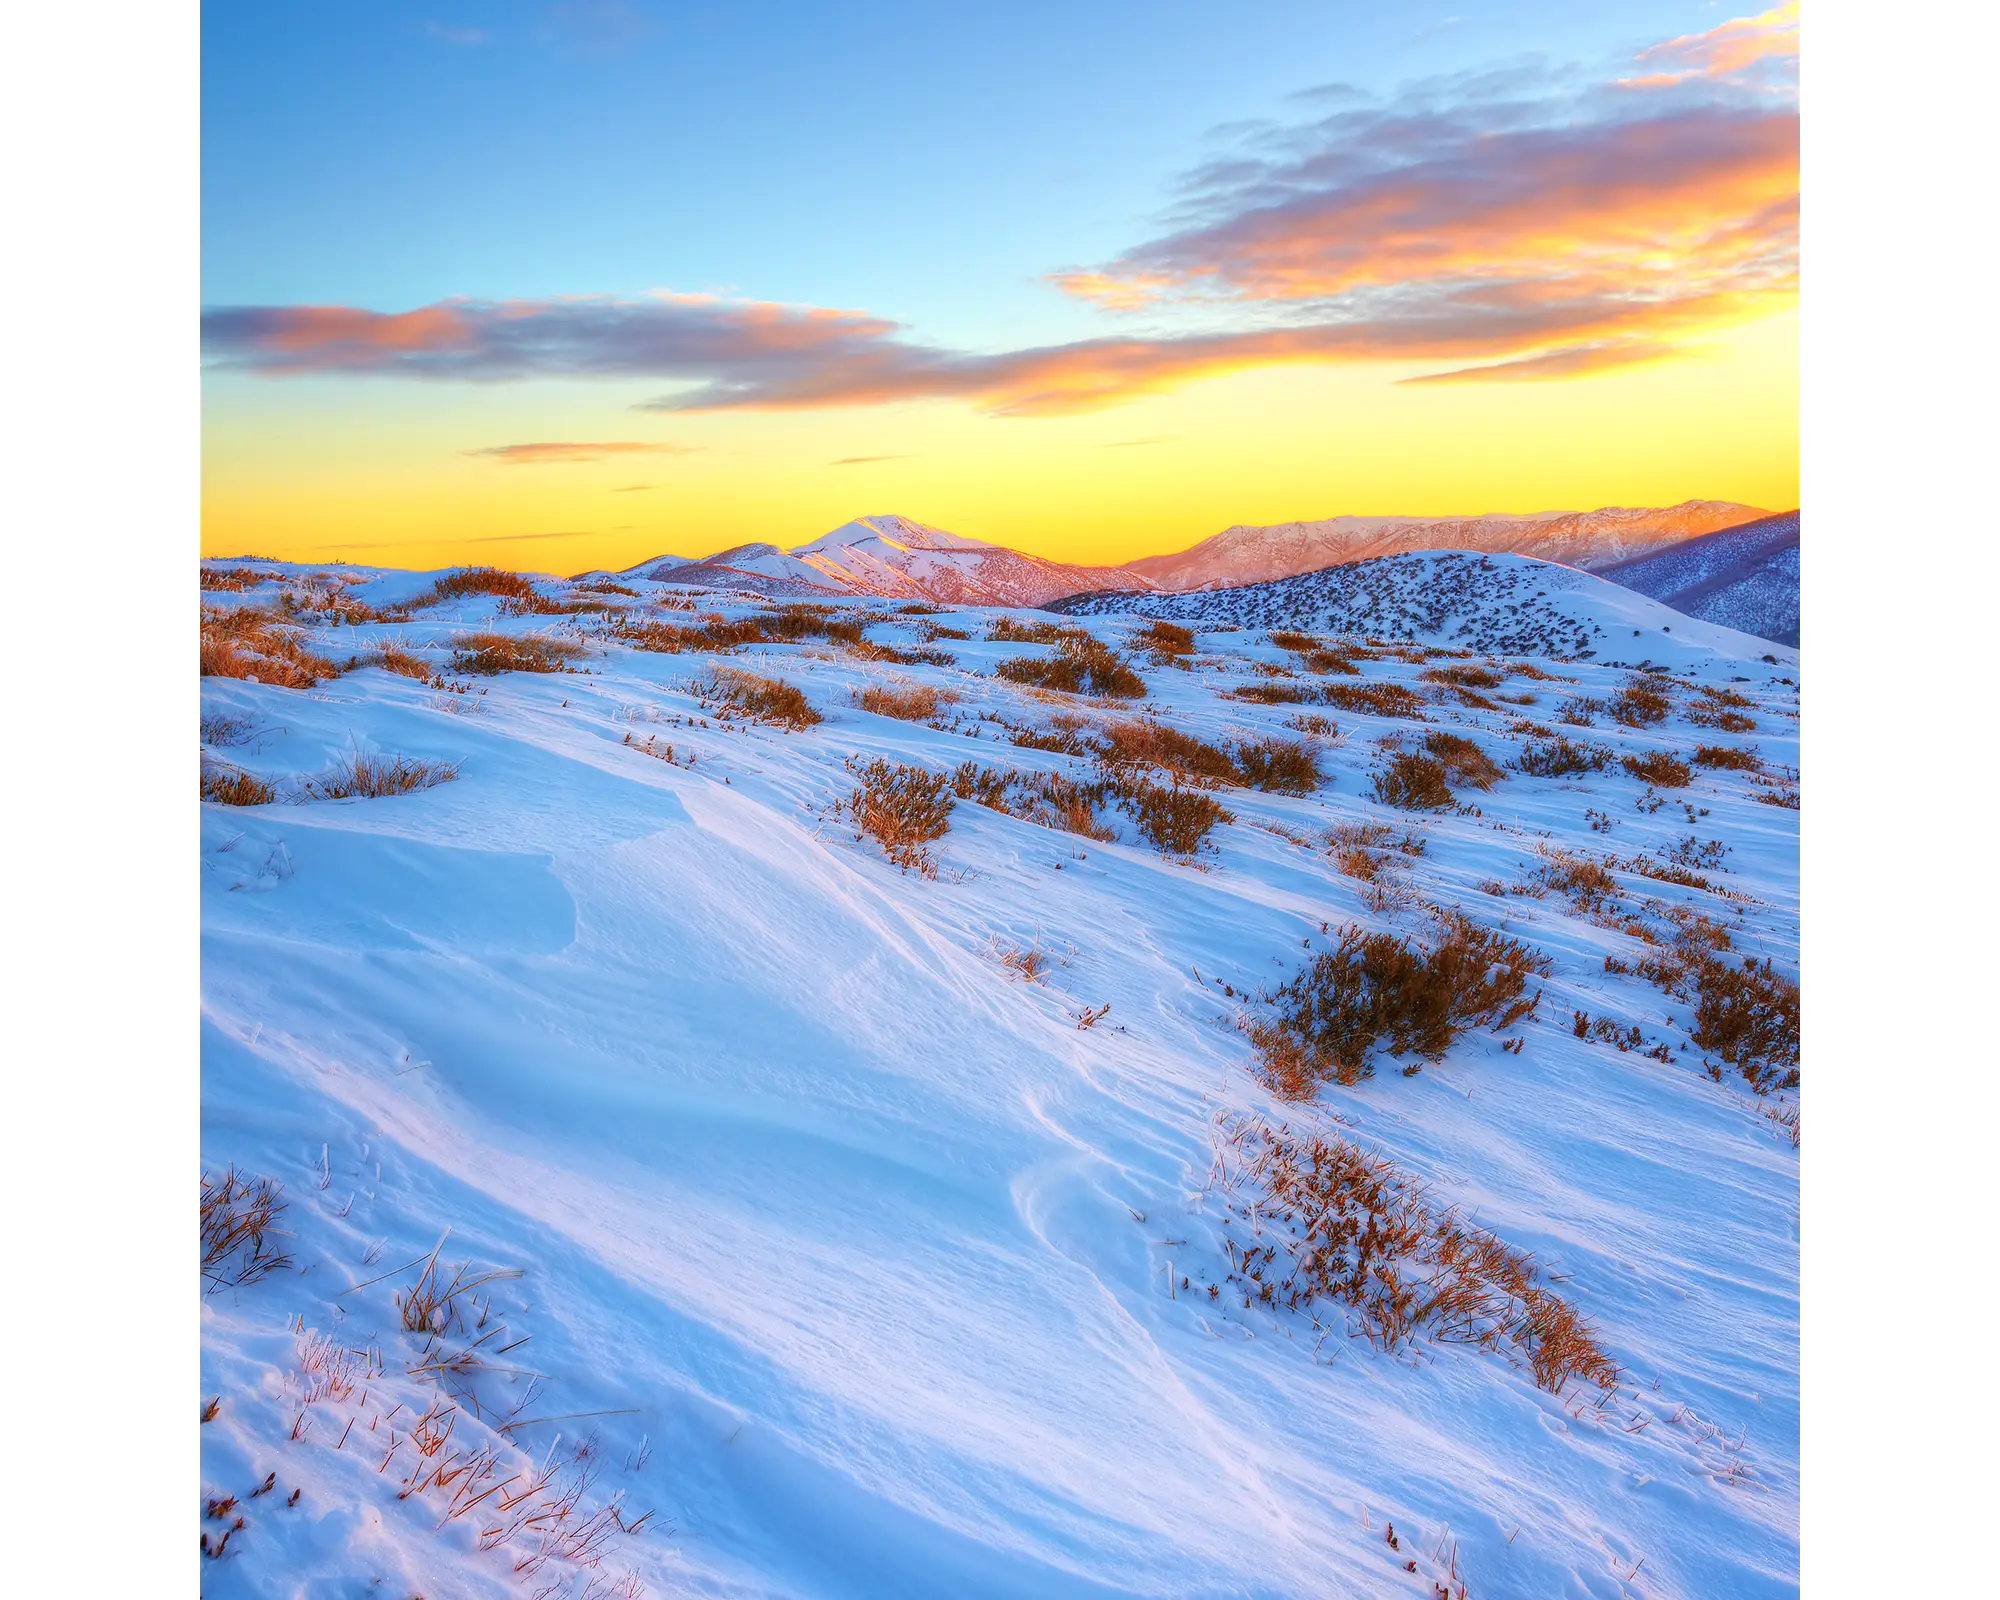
1595,513,1801,648
200,557,1799,1599
1053,549,1797,670
1124,501,1769,592
630,515,1156,607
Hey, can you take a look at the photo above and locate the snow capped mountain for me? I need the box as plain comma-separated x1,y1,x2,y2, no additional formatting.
1595,511,1800,647
1123,500,1770,592
630,514,1158,607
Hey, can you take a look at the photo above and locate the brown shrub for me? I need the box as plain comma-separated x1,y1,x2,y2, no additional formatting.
1232,736,1322,795
1371,752,1455,810
1269,630,1319,652
1422,731,1504,789
1688,704,1758,732
612,613,770,653
1302,648,1361,676
694,667,822,729
997,635,1146,698
1609,676,1673,726
1689,956,1799,1087
1422,663,1504,690
1228,682,1324,705
449,632,586,675
1137,619,1196,658
1220,1118,1616,1392
304,750,461,799
1247,915,1548,1088
987,616,1080,645
1533,847,1619,912
362,646,434,681
573,579,639,597
1693,744,1761,771
398,566,539,610
856,683,956,721
199,609,343,689
201,763,277,806
953,763,1116,840
1097,720,1238,788
1284,712,1341,738
843,758,955,875
1754,787,1799,809
1621,750,1693,787
200,565,274,592
1115,778,1233,857
1321,682,1429,719
1516,736,1612,777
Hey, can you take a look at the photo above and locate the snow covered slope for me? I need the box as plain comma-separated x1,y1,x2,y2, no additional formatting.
625,516,1156,607
1595,513,1801,648
200,560,1799,1599
1055,549,1796,670
630,542,850,597
1125,502,1769,592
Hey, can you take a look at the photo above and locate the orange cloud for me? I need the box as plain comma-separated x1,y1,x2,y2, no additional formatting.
1632,4,1799,85
202,14,1796,416
464,440,700,464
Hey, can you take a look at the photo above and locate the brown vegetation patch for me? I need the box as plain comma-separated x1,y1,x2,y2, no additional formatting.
304,750,462,800
1621,750,1693,787
1232,736,1322,795
693,667,822,730
843,758,955,875
1215,1118,1617,1392
1246,915,1547,1089
202,1167,293,1291
1516,736,1613,777
856,682,958,722
201,762,277,807
1116,779,1233,857
449,632,586,675
1370,752,1455,810
1422,731,1504,789
1321,682,1429,719
996,635,1146,698
1693,744,1761,771
200,608,344,689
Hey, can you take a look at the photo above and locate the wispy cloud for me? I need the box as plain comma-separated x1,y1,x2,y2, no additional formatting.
464,440,700,464
201,12,1796,411
830,454,913,466
425,21,490,47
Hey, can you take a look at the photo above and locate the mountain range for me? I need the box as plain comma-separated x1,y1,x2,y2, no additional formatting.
1595,510,1800,647
620,500,1790,620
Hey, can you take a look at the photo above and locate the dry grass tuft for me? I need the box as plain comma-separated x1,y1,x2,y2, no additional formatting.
398,566,539,610
449,632,586,675
1422,731,1504,789
1516,735,1613,777
952,763,1117,841
694,666,822,729
1246,914,1547,1090
990,936,1056,982
611,613,770,653
1232,736,1322,795
1136,619,1196,659
1370,752,1455,810
1532,846,1619,911
201,712,257,746
201,607,344,689
1422,663,1505,691
996,634,1146,698
201,565,276,592
304,749,462,800
1693,743,1761,771
361,645,435,681
1320,681,1429,719
1622,750,1693,787
1097,719,1238,788
1215,1118,1617,1392
1116,779,1233,857
1609,676,1673,727
202,1167,292,1292
842,758,955,875
202,762,277,807
856,682,958,722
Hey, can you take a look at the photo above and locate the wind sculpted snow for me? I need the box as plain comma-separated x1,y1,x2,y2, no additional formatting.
200,560,1799,1599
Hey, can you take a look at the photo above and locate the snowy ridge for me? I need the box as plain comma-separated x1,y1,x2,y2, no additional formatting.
1596,512,1801,647
1125,501,1770,592
1053,549,1796,667
200,559,1798,1598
